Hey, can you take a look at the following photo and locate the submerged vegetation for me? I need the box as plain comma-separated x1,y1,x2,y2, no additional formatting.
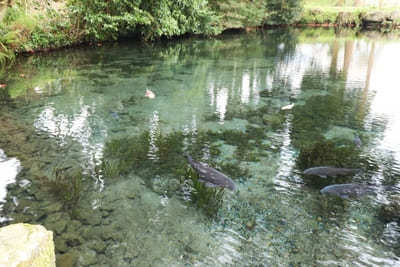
98,128,256,216
38,166,84,209
182,167,225,217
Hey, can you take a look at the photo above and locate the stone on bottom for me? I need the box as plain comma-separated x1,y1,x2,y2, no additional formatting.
0,223,56,267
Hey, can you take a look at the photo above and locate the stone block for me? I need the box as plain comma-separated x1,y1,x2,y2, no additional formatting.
0,223,56,267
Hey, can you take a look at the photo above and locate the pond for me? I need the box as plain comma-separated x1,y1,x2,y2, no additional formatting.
1,28,400,266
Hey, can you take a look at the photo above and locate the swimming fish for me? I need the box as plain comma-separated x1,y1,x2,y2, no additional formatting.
320,183,376,199
303,166,360,178
185,153,236,191
145,89,155,99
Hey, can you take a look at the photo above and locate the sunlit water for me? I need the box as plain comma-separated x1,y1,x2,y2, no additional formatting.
1,29,400,266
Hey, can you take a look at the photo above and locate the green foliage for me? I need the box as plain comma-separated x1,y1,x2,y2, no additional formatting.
209,0,267,29
68,0,220,41
140,0,221,39
265,0,303,25
68,0,152,41
299,8,339,24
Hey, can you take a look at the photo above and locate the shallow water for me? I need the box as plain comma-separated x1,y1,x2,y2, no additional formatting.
1,28,400,266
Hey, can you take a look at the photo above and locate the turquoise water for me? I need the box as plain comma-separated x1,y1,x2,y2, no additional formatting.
1,29,400,266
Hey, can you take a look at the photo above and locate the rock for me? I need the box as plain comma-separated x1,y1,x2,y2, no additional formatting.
54,238,68,253
79,249,98,266
363,12,386,23
88,239,107,254
76,210,102,226
46,201,63,214
66,220,82,233
56,250,79,267
45,212,68,235
0,223,56,267
62,233,83,247
52,220,68,235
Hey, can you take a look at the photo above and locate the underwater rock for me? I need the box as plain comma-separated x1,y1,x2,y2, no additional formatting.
88,239,107,254
303,166,360,178
185,153,236,191
56,250,78,267
45,202,63,214
320,184,376,199
76,210,102,226
54,238,68,253
51,219,68,236
79,248,98,266
262,114,283,129
61,232,83,247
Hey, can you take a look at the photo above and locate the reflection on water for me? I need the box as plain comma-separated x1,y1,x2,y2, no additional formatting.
0,149,21,223
1,29,400,266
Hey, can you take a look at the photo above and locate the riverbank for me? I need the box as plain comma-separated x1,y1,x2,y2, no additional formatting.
0,0,400,70
300,6,400,29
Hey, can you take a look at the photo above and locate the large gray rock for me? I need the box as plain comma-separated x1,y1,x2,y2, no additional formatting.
363,12,387,23
0,223,56,267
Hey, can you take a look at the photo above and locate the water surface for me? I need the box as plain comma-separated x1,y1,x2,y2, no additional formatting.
1,28,400,266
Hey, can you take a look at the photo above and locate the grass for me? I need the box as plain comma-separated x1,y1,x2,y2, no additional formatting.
300,0,400,27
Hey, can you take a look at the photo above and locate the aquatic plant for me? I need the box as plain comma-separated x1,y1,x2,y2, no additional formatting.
39,167,84,209
183,167,224,218
101,130,224,179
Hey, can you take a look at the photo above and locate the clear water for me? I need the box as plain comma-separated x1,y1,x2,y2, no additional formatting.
1,28,400,266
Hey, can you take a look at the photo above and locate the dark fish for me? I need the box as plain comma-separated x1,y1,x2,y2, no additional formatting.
320,184,376,199
185,153,236,191
303,166,360,178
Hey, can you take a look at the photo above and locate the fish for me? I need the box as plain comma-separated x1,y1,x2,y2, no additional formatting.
303,166,360,178
281,103,294,110
320,184,376,199
185,153,236,191
145,89,155,99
